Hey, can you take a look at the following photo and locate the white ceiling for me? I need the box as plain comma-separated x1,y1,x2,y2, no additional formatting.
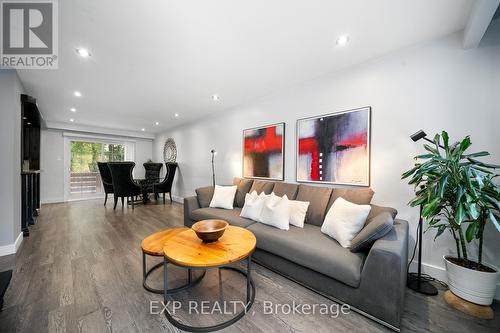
17,0,474,134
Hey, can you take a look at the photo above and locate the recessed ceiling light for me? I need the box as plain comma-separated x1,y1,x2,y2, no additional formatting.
76,48,91,58
69,118,75,122
141,128,145,132
155,121,160,126
336,35,350,46
27,122,31,125
73,91,82,97
212,94,220,101
174,113,179,118
70,108,76,112
23,116,27,120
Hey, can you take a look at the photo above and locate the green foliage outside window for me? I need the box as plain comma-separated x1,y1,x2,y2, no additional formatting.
71,141,125,172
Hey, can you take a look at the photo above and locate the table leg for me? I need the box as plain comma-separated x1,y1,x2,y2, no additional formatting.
246,255,252,305
163,257,168,304
142,252,146,282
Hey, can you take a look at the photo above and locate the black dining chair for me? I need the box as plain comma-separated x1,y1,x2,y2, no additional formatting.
97,162,114,206
143,162,163,182
107,162,141,209
153,162,177,204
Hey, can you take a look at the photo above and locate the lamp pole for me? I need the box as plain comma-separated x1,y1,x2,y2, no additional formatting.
407,130,438,296
211,149,216,186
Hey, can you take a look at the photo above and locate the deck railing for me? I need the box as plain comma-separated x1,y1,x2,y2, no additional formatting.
70,172,102,194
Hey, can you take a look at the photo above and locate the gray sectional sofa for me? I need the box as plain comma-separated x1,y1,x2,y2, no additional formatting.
184,178,408,331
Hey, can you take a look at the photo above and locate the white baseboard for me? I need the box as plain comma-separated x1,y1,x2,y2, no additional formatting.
171,195,184,204
41,198,64,204
0,232,23,257
409,260,500,301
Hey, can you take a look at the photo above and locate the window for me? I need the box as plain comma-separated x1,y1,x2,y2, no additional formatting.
69,141,126,199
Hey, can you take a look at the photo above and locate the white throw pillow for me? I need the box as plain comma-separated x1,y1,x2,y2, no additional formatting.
240,191,267,220
259,193,290,230
209,185,238,210
321,197,371,248
288,200,310,228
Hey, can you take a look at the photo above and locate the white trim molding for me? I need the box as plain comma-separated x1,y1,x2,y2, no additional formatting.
0,232,23,257
409,260,500,301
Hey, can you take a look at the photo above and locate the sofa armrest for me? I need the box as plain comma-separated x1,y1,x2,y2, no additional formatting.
359,219,409,329
184,196,200,227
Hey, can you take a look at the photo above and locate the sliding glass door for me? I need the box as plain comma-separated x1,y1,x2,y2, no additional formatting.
68,141,126,200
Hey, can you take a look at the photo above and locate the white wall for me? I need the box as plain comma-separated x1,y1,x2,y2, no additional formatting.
0,70,24,249
154,24,500,284
40,128,154,204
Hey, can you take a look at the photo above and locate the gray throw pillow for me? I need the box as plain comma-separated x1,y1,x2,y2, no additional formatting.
249,180,275,195
233,178,254,208
350,212,394,253
195,186,214,208
366,204,397,221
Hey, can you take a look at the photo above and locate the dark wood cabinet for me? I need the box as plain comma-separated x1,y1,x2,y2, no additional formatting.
21,94,42,237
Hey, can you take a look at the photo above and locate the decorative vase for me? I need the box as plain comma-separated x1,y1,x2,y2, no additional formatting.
443,255,499,305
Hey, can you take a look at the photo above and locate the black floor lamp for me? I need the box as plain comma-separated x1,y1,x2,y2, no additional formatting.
407,130,439,296
210,149,217,186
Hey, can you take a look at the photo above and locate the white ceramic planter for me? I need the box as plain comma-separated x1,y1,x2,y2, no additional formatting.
444,255,499,305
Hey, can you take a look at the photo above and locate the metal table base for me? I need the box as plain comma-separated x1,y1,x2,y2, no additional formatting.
142,252,206,294
162,254,255,332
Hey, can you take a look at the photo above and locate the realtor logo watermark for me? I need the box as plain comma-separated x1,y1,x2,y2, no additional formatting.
150,300,351,318
1,0,58,69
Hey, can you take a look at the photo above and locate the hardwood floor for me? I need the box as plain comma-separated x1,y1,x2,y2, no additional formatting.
1,199,499,333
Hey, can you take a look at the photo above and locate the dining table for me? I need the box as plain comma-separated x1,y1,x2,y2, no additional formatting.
134,177,161,204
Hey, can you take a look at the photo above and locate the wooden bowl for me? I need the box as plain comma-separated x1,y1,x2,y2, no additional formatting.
191,220,229,243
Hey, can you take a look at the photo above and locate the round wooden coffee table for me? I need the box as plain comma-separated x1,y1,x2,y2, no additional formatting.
141,227,205,294
162,225,257,332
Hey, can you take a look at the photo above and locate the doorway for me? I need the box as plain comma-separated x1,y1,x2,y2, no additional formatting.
66,139,127,201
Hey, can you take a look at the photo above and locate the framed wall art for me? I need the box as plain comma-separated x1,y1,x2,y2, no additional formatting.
296,107,371,186
243,123,285,180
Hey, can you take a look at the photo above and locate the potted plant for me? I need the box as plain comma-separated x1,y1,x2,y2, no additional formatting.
402,131,500,305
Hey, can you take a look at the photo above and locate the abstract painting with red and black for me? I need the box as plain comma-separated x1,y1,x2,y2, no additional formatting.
297,107,370,185
243,123,284,180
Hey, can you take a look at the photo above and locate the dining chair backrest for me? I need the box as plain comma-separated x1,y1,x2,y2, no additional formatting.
143,162,163,181
156,162,177,192
107,162,141,197
97,162,113,185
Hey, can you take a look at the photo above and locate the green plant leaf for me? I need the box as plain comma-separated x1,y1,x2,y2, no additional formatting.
467,158,500,169
456,203,466,224
470,165,494,174
415,154,435,160
442,131,449,150
489,212,500,232
467,203,480,220
465,223,478,242
422,197,440,217
409,195,428,207
464,151,490,158
434,224,447,240
438,175,448,198
459,136,472,154
402,164,420,179
423,144,439,155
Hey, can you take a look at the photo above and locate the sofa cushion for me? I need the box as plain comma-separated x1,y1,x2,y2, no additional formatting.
190,207,256,228
295,185,332,226
328,187,374,210
366,204,397,222
247,223,365,287
350,212,394,253
232,178,254,208
195,186,214,208
249,180,275,194
273,182,299,199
